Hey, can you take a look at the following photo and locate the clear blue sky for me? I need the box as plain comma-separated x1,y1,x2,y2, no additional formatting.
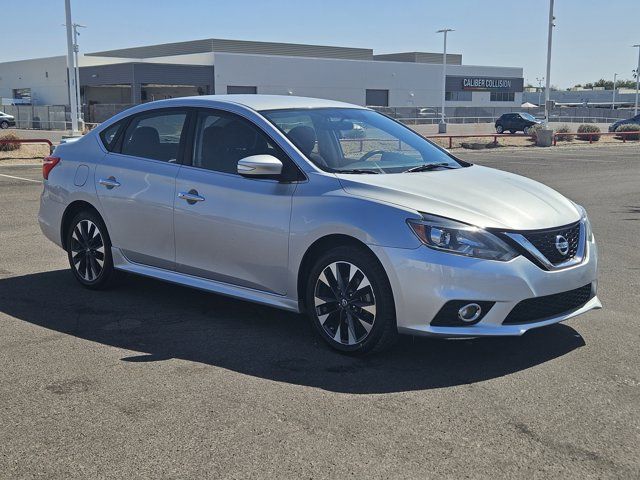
3,0,639,88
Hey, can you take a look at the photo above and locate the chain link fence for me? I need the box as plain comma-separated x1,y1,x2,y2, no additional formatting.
0,105,70,129
1,103,636,131
370,106,637,125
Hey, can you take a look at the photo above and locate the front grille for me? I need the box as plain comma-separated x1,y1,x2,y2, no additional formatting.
503,284,593,325
522,222,581,265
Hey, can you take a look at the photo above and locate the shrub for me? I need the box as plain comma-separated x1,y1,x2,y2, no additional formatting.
576,124,601,141
555,124,574,141
615,123,640,141
526,123,544,142
0,133,21,152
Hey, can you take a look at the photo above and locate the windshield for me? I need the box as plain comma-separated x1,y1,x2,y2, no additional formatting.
261,108,464,173
520,112,537,121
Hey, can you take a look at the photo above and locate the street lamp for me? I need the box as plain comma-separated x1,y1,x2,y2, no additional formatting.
437,28,453,133
536,76,544,107
64,0,80,135
544,0,555,126
73,23,86,126
63,22,86,129
612,73,618,110
633,44,640,115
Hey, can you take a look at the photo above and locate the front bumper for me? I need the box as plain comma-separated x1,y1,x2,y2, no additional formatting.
370,237,600,337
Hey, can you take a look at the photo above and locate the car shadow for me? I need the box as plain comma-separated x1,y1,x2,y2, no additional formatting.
0,269,585,394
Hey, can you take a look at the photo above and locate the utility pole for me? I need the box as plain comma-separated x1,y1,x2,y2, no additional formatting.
544,0,555,126
634,44,640,116
612,73,617,110
64,0,80,135
536,76,544,107
437,28,453,133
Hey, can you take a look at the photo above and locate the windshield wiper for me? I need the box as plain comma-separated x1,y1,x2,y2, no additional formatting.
403,163,454,173
334,169,380,174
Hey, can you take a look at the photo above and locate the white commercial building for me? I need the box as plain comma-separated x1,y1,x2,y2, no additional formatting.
0,38,524,124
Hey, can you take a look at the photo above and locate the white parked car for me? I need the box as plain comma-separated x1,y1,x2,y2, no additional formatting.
0,111,16,129
38,95,600,354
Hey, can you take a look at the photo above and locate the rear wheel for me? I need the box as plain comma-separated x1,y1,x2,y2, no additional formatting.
496,125,504,134
66,210,118,289
305,246,397,355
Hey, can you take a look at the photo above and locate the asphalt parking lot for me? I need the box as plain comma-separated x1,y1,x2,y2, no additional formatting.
0,144,638,479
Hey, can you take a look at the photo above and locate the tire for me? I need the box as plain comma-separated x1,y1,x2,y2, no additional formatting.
496,125,504,134
0,121,8,129
305,245,398,355
66,210,119,290
523,126,531,135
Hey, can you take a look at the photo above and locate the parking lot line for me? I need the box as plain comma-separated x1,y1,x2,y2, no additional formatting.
0,173,41,183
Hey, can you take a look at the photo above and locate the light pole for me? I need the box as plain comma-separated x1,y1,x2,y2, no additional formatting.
544,0,555,126
536,76,544,107
437,28,453,133
63,21,86,129
64,0,80,135
73,23,86,128
612,73,618,110
634,44,640,115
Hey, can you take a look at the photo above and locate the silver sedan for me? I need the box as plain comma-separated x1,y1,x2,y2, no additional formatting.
38,95,600,354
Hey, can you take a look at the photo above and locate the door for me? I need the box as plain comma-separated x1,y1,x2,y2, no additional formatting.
173,109,298,294
95,108,188,270
503,114,514,130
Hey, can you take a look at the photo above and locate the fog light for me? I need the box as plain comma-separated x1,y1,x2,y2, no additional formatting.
458,303,482,322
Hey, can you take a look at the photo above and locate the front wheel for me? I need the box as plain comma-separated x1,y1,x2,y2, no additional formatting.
305,246,397,355
523,126,531,135
66,210,119,289
0,121,9,129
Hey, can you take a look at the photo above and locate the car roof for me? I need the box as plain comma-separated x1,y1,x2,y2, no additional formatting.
142,94,367,112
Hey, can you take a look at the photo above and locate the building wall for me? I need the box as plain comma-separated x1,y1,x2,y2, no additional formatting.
213,53,522,107
0,51,523,109
523,89,638,106
0,56,69,105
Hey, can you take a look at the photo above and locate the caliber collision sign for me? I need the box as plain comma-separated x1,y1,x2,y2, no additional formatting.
446,76,524,93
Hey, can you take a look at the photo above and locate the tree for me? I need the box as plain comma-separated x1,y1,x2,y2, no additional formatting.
571,79,637,90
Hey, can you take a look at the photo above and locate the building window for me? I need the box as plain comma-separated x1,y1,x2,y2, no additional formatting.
490,92,515,102
445,91,472,101
366,89,389,107
13,88,31,102
227,85,257,94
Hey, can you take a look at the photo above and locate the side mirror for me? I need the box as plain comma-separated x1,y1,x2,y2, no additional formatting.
237,154,283,178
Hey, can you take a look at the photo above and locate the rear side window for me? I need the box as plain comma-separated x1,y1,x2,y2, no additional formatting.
121,110,187,162
99,121,123,151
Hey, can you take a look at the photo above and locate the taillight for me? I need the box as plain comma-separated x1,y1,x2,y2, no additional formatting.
43,156,60,180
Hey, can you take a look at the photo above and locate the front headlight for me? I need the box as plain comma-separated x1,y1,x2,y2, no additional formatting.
575,204,593,241
407,214,519,261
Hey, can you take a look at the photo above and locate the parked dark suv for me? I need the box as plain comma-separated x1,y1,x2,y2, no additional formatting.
495,113,541,134
608,113,640,132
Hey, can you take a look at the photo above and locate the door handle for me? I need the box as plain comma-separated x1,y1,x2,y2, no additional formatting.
178,190,205,205
98,177,121,189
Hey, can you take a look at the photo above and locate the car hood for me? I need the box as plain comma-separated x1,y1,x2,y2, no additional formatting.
337,165,580,230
